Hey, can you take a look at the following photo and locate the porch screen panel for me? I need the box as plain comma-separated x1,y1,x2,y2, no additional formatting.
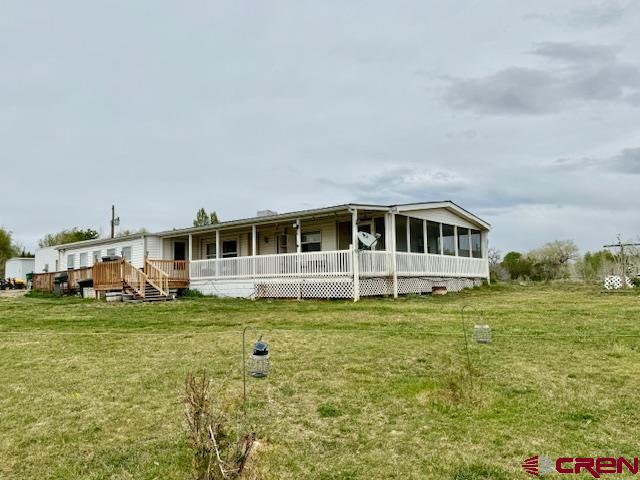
471,230,482,258
374,217,385,250
442,224,455,256
457,228,470,257
409,218,424,253
395,215,408,252
427,221,440,254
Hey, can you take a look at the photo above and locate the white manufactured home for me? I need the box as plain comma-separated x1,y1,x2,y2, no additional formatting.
34,201,490,300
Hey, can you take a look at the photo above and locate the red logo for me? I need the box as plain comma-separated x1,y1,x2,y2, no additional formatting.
522,455,640,478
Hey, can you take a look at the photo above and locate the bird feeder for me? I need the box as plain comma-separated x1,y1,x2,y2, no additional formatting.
474,324,491,344
247,337,270,378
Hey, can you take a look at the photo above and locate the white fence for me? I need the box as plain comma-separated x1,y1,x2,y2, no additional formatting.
190,250,488,280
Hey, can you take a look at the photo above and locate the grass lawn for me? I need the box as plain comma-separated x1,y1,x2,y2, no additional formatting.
1,284,639,479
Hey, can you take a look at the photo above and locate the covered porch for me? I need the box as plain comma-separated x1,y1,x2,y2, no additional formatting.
159,204,489,299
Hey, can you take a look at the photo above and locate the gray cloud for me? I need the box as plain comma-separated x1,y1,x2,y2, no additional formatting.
525,2,632,28
447,42,640,115
612,147,640,173
530,42,618,63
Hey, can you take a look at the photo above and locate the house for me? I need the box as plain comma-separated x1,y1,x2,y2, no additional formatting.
4,257,35,282
33,201,490,300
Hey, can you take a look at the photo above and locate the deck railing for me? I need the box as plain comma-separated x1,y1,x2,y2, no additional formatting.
93,260,124,290
145,260,169,296
190,250,488,280
395,252,489,277
146,259,189,283
190,250,352,279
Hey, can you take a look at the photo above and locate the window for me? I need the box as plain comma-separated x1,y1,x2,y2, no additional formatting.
222,240,237,258
374,217,385,250
442,224,455,256
121,246,132,261
79,253,88,268
67,254,75,269
409,218,424,253
471,230,482,258
92,251,101,264
106,248,116,256
395,215,408,252
205,242,216,259
301,232,321,252
457,228,470,257
427,221,440,254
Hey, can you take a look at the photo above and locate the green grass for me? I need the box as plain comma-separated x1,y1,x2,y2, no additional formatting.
1,284,639,479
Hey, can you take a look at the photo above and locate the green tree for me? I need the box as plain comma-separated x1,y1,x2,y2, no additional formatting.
38,228,99,248
193,208,219,227
0,227,19,277
501,251,532,280
527,240,579,280
575,250,616,282
117,228,149,237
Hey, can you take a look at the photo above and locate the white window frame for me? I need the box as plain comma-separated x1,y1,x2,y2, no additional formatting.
221,239,238,258
67,254,75,269
205,242,217,259
92,250,101,264
300,231,322,252
121,246,132,261
79,252,88,268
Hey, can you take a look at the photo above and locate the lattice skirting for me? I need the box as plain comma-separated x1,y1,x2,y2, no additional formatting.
252,276,482,299
255,277,354,299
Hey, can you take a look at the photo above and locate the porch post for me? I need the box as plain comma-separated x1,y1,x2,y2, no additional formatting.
188,234,193,261
454,225,459,256
296,218,301,300
351,208,360,301
390,210,398,298
422,220,427,253
251,225,257,279
215,230,220,278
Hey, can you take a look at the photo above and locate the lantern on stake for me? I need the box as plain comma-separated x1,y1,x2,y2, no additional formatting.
242,326,270,408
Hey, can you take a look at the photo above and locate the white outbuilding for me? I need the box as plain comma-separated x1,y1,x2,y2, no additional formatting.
4,257,35,281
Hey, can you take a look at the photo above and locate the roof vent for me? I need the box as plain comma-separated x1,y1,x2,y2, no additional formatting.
257,209,278,217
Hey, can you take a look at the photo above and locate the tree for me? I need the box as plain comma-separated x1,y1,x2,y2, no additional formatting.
193,208,219,227
527,240,579,280
501,251,532,280
575,250,616,282
39,228,99,248
487,248,506,281
117,228,149,237
0,227,19,277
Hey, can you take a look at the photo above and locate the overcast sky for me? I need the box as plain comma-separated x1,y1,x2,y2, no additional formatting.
1,1,639,253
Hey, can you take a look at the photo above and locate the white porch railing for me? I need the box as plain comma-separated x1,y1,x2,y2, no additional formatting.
189,250,488,280
358,250,392,276
394,252,489,277
190,250,352,280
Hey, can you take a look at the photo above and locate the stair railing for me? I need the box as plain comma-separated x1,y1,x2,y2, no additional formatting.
145,259,170,297
122,260,147,299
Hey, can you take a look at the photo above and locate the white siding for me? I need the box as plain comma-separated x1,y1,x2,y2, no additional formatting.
58,237,146,269
401,208,481,230
35,247,59,273
145,236,162,259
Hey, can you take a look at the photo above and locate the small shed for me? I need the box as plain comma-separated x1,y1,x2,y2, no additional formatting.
4,258,36,281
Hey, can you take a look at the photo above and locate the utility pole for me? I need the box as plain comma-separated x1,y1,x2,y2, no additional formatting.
110,205,120,239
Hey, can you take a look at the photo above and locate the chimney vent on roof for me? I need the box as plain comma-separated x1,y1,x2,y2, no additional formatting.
257,209,278,217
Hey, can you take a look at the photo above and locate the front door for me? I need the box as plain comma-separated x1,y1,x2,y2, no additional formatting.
174,241,186,261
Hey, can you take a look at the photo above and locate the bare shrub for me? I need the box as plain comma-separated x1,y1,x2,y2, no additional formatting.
184,372,255,480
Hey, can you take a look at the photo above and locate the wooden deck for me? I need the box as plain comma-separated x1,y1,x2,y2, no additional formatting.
32,259,190,294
